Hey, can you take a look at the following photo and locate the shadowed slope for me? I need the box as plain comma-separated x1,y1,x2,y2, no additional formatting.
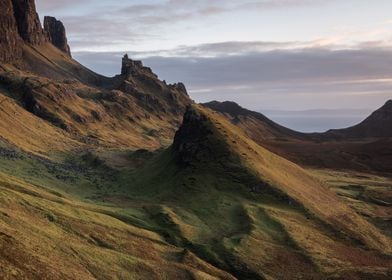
0,170,236,280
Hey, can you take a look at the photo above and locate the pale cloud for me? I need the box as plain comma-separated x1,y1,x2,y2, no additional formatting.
35,0,342,51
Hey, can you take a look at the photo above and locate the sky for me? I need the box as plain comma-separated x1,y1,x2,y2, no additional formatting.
35,0,392,131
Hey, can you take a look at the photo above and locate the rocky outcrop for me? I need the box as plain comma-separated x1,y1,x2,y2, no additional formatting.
169,82,188,96
121,54,157,78
44,16,71,56
11,0,48,45
0,0,23,63
118,54,191,116
173,106,213,165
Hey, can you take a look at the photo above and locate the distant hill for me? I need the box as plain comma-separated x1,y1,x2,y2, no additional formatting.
203,100,392,173
322,100,392,139
203,101,306,141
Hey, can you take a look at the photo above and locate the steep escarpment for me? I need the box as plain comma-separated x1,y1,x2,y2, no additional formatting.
0,0,72,64
11,0,47,45
44,16,71,56
0,0,23,62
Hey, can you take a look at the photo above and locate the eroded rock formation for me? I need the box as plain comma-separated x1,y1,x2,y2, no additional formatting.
44,16,71,56
0,0,23,62
0,0,72,63
11,0,47,45
121,54,156,77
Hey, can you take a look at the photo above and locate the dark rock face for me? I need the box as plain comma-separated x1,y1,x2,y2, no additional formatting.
1,0,71,63
169,82,188,96
173,106,213,165
11,0,48,45
121,54,156,77
121,54,141,76
0,0,23,63
44,16,71,56
118,54,191,117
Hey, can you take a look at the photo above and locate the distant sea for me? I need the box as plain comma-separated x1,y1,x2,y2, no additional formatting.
261,109,372,133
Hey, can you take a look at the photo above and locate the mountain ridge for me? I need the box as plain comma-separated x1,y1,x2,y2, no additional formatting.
0,0,192,153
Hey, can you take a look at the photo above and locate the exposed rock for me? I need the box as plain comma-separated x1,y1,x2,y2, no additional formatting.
121,54,157,78
116,54,191,118
44,16,71,56
173,106,212,165
11,0,47,45
0,0,23,63
121,54,141,76
169,82,188,96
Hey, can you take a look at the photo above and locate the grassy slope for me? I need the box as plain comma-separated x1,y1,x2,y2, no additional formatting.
0,89,78,156
0,165,235,280
311,169,392,238
0,104,391,279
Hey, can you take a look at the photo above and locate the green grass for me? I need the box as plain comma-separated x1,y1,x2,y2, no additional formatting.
311,169,392,237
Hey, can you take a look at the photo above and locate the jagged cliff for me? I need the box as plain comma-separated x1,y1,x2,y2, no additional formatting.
11,0,47,45
0,0,71,63
44,16,71,56
0,0,23,62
